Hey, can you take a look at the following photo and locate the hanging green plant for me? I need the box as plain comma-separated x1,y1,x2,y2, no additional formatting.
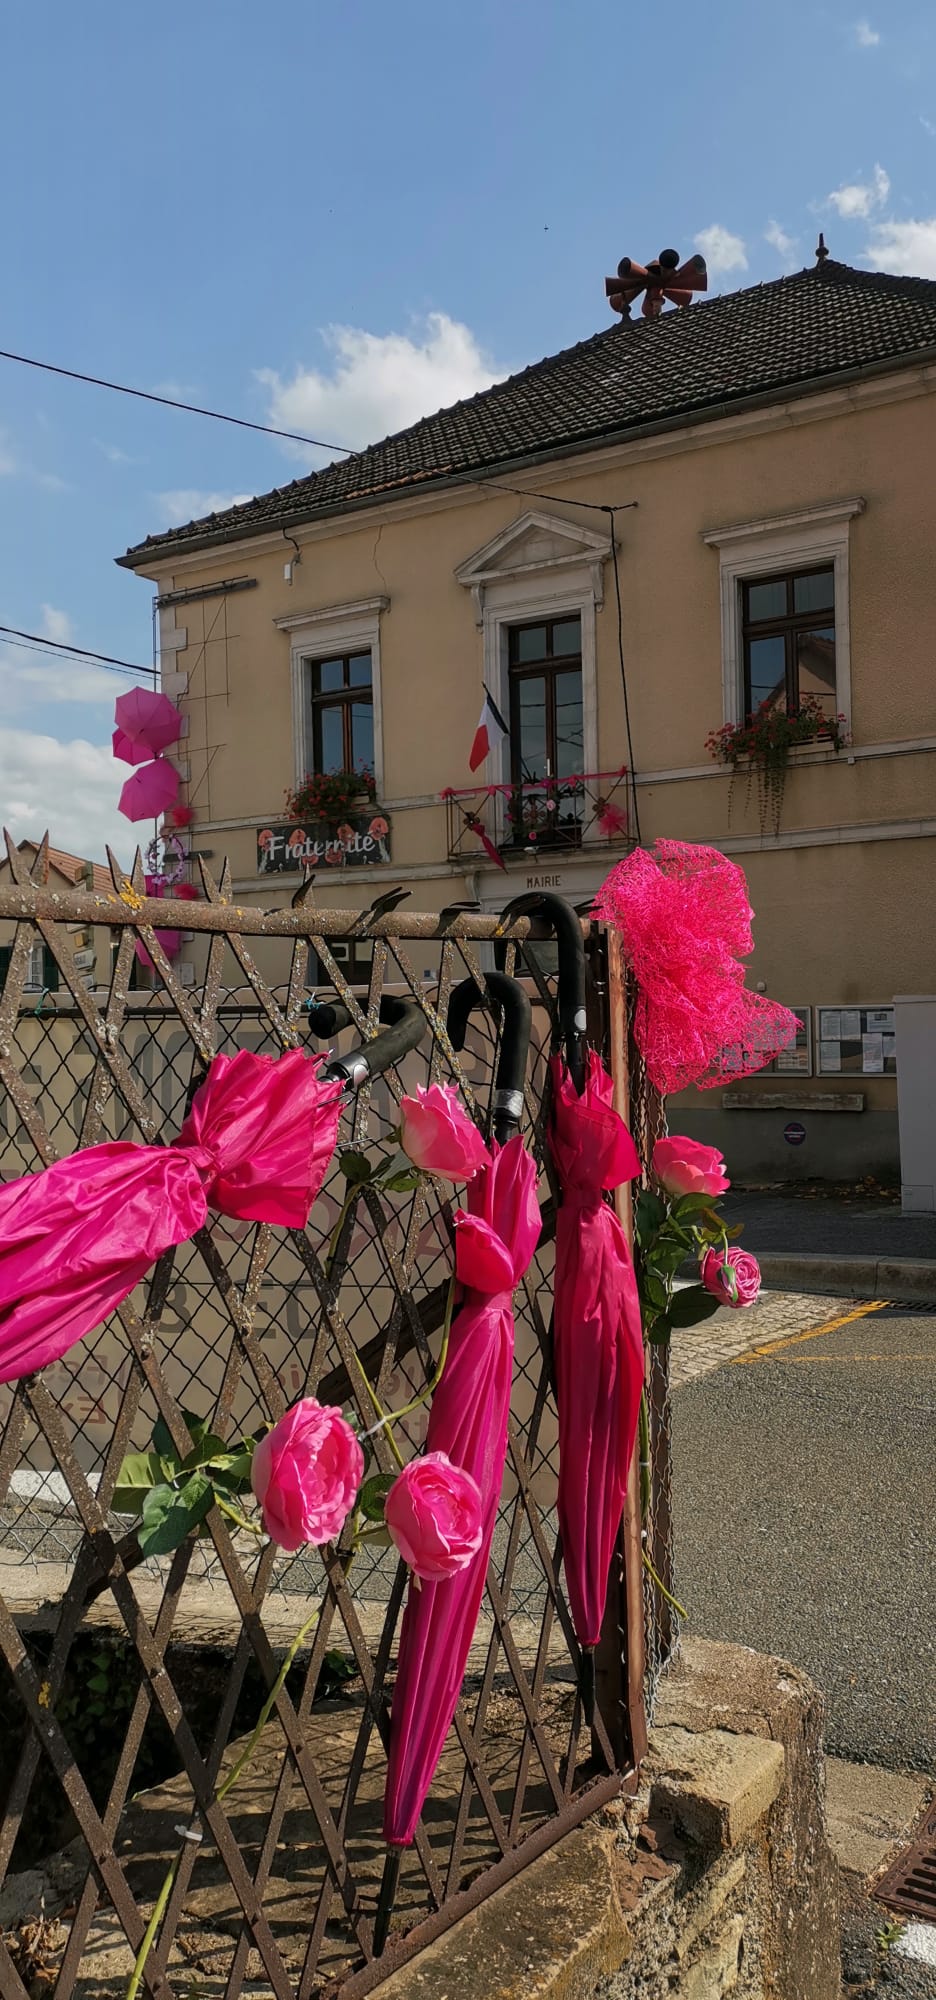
706,696,848,835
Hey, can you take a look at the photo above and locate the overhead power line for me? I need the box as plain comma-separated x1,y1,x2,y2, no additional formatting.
0,346,352,454
0,623,152,679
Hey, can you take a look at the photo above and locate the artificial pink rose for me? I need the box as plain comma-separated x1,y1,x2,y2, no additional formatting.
384,1451,483,1581
251,1398,363,1551
700,1246,761,1309
652,1135,730,1199
399,1083,489,1181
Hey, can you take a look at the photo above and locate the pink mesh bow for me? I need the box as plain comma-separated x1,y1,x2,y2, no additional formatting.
595,840,798,1094
0,1049,342,1386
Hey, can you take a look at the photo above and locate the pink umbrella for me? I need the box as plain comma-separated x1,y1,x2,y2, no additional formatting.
114,687,184,759
119,758,179,823
499,891,643,1720
0,1049,343,1386
375,973,540,1949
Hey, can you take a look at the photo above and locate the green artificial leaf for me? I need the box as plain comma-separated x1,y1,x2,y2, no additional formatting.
359,1473,395,1522
673,1193,723,1218
153,1408,211,1464
180,1431,232,1473
111,1451,167,1515
138,1474,215,1556
649,1239,689,1276
86,1673,110,1694
646,1315,672,1344
339,1149,373,1185
634,1191,665,1242
208,1447,255,1492
360,1524,394,1549
667,1286,722,1329
380,1170,420,1194
321,1649,356,1684
641,1271,669,1312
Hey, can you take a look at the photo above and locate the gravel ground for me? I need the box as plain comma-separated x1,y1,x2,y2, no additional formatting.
673,1301,936,1772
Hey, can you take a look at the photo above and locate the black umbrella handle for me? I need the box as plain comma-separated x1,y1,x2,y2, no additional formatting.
447,971,532,1144
498,890,588,1092
320,995,427,1092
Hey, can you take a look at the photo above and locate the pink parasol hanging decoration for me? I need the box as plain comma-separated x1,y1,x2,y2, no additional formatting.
118,758,180,823
113,688,184,760
594,840,799,1094
0,1049,342,1386
550,1051,644,1664
382,1136,541,1846
375,973,538,1949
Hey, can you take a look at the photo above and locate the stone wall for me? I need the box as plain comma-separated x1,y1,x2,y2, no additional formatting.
371,1637,841,2000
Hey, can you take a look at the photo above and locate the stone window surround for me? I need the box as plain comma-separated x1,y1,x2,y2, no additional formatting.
455,514,609,837
274,597,389,796
703,498,865,733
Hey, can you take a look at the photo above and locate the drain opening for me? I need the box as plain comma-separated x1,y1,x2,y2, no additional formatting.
876,1802,936,1922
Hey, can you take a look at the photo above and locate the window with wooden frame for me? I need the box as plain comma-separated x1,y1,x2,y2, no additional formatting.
306,652,374,775
507,616,584,783
742,566,836,721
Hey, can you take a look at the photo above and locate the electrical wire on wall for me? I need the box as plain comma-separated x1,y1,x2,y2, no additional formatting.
603,510,641,845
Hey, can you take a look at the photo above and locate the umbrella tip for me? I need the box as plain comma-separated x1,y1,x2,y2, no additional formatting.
374,1846,404,1955
580,1648,596,1729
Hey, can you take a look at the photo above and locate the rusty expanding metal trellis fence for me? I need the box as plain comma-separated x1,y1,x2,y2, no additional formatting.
0,838,673,1999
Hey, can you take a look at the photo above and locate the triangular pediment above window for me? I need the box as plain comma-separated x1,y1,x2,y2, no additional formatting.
455,510,609,596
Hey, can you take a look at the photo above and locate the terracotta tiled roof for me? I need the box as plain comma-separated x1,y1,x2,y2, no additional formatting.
118,259,936,568
14,841,112,897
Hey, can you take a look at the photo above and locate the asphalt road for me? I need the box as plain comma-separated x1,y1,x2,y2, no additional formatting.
672,1300,936,1773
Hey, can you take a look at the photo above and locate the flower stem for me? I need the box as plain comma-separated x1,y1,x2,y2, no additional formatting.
214,1495,263,1538
126,1857,178,2000
367,1270,457,1437
325,1180,403,1466
641,1549,688,1621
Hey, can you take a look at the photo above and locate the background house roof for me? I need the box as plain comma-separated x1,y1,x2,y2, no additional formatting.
119,259,936,568
6,841,113,898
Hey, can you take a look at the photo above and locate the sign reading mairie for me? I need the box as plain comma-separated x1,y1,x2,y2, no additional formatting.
258,812,391,873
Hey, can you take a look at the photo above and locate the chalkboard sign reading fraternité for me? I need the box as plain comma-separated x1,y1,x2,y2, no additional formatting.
257,812,391,874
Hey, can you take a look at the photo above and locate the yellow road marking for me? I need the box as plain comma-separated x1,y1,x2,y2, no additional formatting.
733,1299,890,1364
777,1351,931,1364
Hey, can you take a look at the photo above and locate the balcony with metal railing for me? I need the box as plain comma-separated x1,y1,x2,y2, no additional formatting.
442,768,633,868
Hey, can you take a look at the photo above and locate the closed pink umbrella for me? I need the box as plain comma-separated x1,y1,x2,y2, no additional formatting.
114,687,184,759
375,973,540,1949
0,1049,343,1386
118,757,179,822
500,891,644,1721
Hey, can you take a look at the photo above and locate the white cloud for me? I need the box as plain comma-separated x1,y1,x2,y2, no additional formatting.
852,18,880,44
259,312,503,465
95,439,142,466
693,225,748,277
155,488,255,526
40,604,74,646
866,217,936,277
827,162,890,219
0,728,131,864
765,220,797,261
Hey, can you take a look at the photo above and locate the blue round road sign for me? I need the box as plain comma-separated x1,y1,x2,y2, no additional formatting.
784,1121,806,1146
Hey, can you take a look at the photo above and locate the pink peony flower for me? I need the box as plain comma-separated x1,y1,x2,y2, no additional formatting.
251,1399,363,1550
700,1246,761,1309
369,815,389,838
384,1451,483,1581
399,1083,489,1181
652,1135,730,1199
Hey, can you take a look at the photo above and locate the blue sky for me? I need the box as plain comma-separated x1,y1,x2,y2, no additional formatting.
1,0,934,859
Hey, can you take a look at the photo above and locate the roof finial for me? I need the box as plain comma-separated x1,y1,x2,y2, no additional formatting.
816,232,830,267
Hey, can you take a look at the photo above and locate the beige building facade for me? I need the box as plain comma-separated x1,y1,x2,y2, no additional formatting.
119,256,936,1179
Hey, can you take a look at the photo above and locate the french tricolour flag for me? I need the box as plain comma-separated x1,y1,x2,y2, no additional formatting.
469,686,509,771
